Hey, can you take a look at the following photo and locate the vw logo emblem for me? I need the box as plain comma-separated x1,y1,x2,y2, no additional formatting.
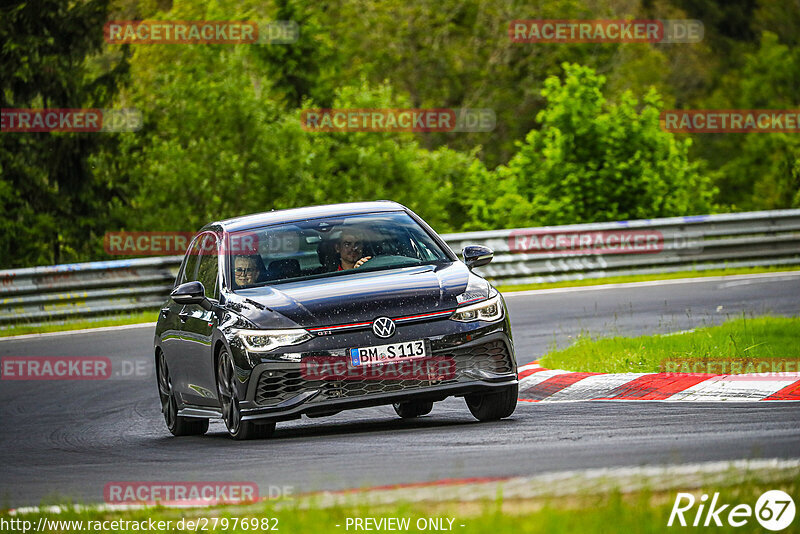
372,317,396,338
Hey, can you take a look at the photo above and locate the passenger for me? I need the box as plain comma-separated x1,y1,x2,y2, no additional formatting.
334,229,372,270
233,255,263,287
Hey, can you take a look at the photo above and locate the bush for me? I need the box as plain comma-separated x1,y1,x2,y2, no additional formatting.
466,63,714,229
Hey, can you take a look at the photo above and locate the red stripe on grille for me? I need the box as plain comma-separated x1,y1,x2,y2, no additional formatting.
308,309,455,332
397,309,455,321
600,374,715,400
520,372,600,401
763,380,800,401
308,322,370,332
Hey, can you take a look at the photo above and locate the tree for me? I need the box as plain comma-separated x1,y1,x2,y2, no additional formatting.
94,31,475,243
250,0,340,108
465,63,713,229
696,31,800,210
0,0,129,267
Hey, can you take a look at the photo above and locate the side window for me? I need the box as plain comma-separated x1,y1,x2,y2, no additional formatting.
176,236,202,286
196,233,219,300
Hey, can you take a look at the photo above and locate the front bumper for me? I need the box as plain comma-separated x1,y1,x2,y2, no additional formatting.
238,329,516,421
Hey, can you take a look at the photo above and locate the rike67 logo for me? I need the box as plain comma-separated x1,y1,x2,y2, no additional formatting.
668,490,796,531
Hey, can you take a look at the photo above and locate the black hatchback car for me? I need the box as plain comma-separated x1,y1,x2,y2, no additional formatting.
154,201,517,439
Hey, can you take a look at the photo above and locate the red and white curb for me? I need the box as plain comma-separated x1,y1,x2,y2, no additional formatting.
518,362,800,402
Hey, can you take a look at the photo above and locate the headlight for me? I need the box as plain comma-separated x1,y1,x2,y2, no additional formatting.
451,295,504,322
232,329,312,352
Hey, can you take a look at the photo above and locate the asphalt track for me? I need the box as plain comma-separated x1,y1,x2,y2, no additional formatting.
1,272,799,507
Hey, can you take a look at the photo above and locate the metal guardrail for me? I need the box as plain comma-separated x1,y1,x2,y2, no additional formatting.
0,257,181,325
1,210,799,325
446,209,800,285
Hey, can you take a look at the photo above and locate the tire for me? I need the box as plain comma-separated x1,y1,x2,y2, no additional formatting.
465,384,518,422
393,400,434,418
217,349,276,440
156,351,209,436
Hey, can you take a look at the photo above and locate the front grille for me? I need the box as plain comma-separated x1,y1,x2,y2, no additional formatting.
253,339,513,406
254,371,431,406
443,339,513,374
317,379,430,399
255,370,306,406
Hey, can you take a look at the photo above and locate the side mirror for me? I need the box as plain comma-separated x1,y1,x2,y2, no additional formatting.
462,245,493,270
171,281,212,310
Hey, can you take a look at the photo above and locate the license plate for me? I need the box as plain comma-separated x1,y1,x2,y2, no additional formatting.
349,340,427,367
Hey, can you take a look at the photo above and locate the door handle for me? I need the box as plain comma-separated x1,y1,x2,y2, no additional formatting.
178,313,190,323
160,308,170,319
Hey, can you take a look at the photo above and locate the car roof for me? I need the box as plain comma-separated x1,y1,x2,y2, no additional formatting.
204,201,407,233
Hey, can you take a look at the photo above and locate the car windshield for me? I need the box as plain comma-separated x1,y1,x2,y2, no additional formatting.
228,211,452,289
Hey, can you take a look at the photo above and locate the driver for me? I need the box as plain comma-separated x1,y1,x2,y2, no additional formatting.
334,228,372,270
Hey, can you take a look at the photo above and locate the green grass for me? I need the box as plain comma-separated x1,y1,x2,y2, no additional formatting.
2,474,797,533
0,310,158,338
496,265,800,292
540,316,800,374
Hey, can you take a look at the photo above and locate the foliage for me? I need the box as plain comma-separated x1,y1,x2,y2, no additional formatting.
0,0,129,267
2,0,798,267
696,32,800,210
465,64,713,229
95,39,475,235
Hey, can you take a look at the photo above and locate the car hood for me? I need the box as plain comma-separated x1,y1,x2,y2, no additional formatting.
230,262,487,328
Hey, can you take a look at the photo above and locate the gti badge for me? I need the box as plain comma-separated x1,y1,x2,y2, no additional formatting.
372,316,396,338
